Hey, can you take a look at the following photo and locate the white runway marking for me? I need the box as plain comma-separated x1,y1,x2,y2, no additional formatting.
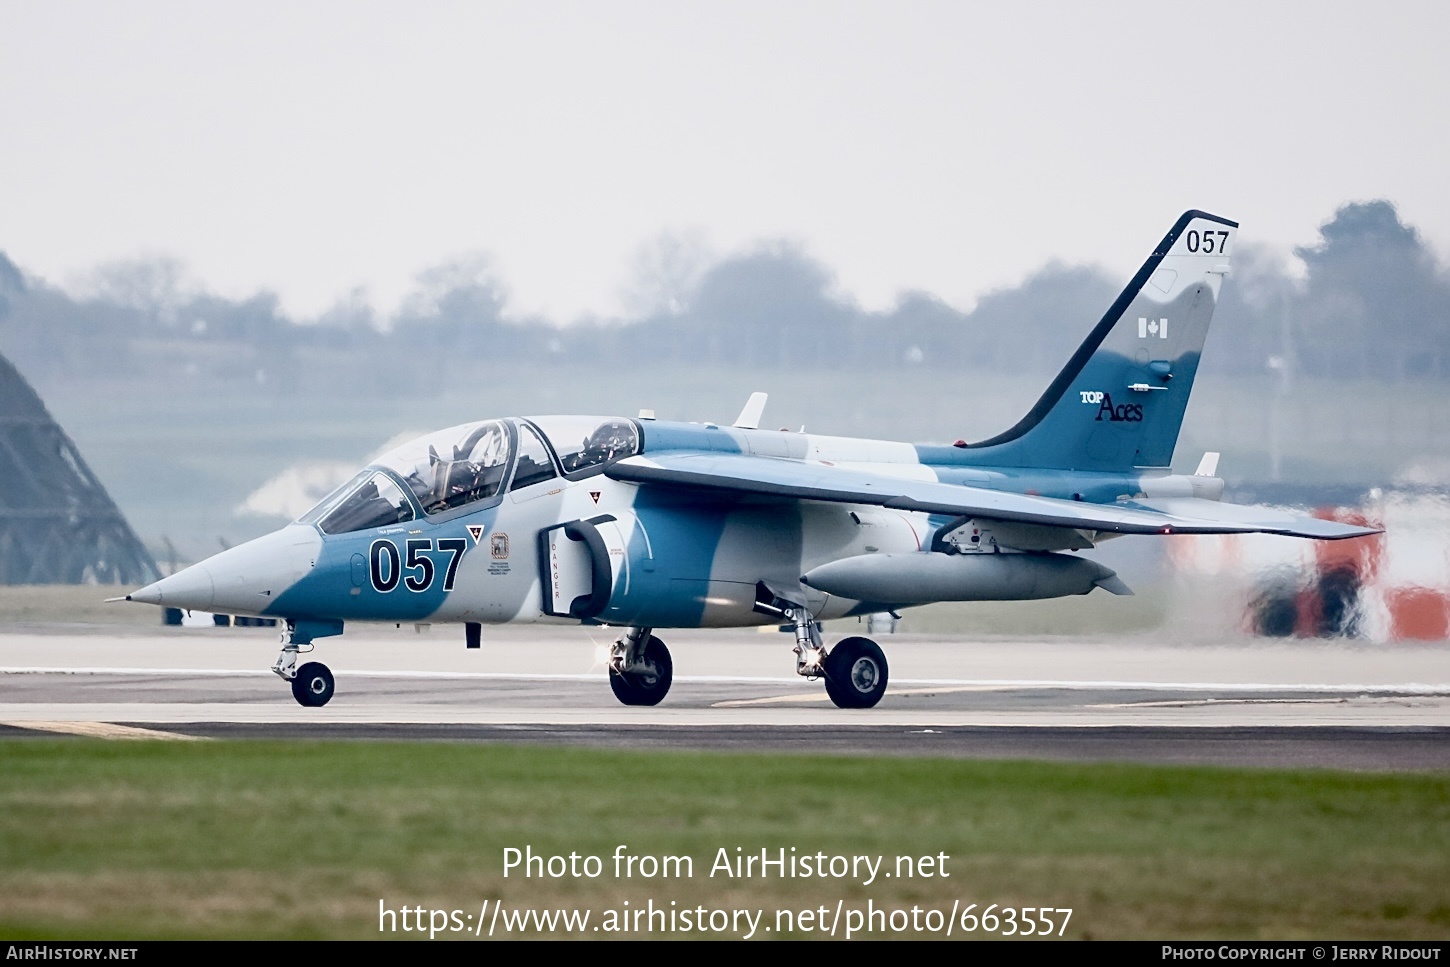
1092,698,1354,708
715,684,1022,707
892,679,1450,694
1090,696,1443,709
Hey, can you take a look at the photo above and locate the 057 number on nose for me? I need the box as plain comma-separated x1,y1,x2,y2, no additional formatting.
369,538,468,593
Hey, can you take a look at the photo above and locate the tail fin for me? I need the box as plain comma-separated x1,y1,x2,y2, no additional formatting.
964,210,1237,471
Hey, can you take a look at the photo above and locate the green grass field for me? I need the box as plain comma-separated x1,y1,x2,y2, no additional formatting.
1,739,1445,940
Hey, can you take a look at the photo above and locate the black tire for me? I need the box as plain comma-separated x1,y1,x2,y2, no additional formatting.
291,661,335,707
609,635,673,706
823,636,888,709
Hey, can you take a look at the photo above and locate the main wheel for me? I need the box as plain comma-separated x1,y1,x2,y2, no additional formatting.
291,661,335,707
609,635,673,707
823,636,887,709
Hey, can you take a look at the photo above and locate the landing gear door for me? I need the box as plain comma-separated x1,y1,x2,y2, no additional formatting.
539,514,621,620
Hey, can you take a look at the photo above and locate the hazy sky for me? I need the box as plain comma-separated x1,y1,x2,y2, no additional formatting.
1,1,1447,321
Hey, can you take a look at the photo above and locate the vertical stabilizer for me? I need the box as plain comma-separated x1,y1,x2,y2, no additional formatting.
733,392,768,430
964,211,1236,471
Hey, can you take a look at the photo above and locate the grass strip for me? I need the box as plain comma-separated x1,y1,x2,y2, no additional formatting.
0,739,1445,939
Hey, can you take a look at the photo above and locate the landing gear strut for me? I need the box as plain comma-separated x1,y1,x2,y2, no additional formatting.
609,626,673,706
272,619,338,708
782,603,827,678
774,599,889,710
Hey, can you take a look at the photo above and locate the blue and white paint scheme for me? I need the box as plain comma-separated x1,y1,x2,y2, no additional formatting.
123,211,1378,709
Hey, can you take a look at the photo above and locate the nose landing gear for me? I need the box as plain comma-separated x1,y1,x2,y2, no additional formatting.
272,619,344,707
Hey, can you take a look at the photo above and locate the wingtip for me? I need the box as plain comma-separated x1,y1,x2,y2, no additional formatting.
1338,525,1386,540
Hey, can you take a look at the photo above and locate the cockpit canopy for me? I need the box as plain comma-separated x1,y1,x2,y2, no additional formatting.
379,420,512,516
525,415,640,476
297,416,641,535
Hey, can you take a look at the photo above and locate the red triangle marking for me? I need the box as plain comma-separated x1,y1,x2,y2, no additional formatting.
589,491,601,504
466,524,484,544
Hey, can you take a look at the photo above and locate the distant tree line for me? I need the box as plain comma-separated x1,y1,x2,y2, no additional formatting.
1,200,1446,396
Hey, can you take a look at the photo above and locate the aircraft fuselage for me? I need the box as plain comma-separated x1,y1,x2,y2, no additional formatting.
134,417,1179,631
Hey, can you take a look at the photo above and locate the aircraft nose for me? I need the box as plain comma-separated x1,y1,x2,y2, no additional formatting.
127,562,216,610
125,525,322,616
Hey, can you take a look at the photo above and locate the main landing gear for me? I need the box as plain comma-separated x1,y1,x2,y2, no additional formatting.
609,626,673,706
778,602,889,709
272,620,337,707
604,616,887,709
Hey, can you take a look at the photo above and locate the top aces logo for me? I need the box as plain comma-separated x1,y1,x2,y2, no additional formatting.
1080,391,1143,423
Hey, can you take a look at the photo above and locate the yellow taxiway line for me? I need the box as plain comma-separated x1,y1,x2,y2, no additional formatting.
2,720,208,740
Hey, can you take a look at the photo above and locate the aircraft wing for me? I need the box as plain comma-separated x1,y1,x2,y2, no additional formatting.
607,453,1379,540
1116,497,1379,539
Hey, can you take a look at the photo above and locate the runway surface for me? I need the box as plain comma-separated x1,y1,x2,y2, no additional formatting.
2,623,1448,768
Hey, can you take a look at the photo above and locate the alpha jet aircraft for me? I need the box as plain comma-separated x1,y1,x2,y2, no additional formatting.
123,210,1376,710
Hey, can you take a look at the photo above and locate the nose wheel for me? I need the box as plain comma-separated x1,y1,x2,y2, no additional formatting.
290,661,335,707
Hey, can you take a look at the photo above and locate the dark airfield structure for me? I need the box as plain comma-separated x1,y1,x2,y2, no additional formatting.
0,351,158,585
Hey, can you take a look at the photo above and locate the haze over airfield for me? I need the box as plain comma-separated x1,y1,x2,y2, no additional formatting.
1,1,1446,322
